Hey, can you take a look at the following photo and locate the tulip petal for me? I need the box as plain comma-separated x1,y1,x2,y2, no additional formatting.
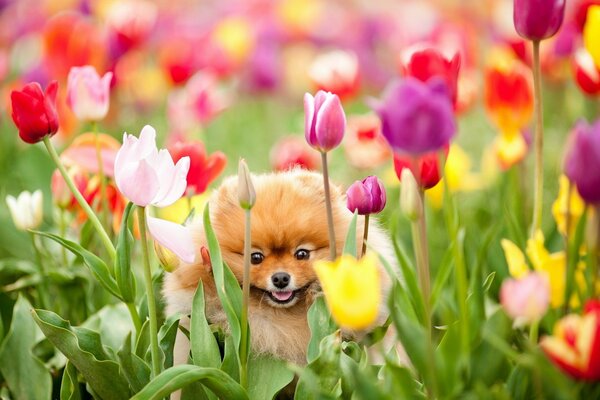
314,93,346,151
303,92,316,146
117,159,159,207
152,154,190,207
146,215,196,264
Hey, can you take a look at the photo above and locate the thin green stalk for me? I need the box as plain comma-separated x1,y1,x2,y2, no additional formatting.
30,232,50,309
591,205,600,297
529,319,540,344
361,214,369,258
126,301,142,336
531,40,544,236
91,121,111,232
137,207,161,377
240,209,251,389
320,152,336,260
43,137,116,260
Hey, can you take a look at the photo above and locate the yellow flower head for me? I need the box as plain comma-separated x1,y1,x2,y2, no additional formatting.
212,17,255,66
552,175,585,237
157,192,210,224
313,253,381,330
584,5,600,69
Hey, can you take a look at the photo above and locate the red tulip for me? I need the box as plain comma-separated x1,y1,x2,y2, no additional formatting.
10,81,59,144
575,0,600,31
169,140,227,195
270,136,320,171
393,147,448,189
573,48,600,95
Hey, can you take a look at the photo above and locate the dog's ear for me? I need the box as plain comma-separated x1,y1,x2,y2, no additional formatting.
200,246,212,273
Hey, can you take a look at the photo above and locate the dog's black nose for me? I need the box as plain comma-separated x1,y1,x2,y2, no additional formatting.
271,272,290,288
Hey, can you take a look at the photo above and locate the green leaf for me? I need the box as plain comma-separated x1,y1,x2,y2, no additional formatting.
295,332,342,400
79,219,95,251
247,354,294,400
343,211,358,257
391,235,426,325
117,332,151,393
60,361,81,400
82,303,135,351
0,296,52,400
32,231,122,300
381,362,424,399
307,296,337,363
115,202,136,303
430,242,454,309
191,282,221,369
130,365,248,400
158,314,180,369
31,309,130,400
135,320,150,360
221,334,241,382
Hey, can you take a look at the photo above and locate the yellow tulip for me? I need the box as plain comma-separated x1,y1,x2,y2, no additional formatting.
157,193,210,224
494,131,527,170
313,253,381,330
552,175,585,237
584,5,600,69
212,17,254,66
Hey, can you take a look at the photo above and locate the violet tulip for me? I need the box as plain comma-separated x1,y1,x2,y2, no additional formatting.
564,119,600,204
346,176,386,215
514,0,566,41
10,81,59,144
371,78,456,155
67,66,113,121
304,90,346,153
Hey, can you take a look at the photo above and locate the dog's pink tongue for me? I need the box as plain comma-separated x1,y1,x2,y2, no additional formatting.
271,291,293,301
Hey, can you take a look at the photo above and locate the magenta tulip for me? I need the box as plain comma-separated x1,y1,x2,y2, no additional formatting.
514,0,566,41
564,119,600,204
346,176,386,215
304,90,346,153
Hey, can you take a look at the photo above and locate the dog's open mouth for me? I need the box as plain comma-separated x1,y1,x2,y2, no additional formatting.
252,284,312,306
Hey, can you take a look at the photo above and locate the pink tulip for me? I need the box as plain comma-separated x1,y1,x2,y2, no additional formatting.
304,91,346,153
500,272,550,323
114,125,195,263
67,66,112,121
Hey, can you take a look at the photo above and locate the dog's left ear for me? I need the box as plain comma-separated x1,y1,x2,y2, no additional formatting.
200,246,212,273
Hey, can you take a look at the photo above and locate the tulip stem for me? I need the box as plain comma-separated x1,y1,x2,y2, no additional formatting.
240,209,251,389
529,319,540,344
531,40,544,236
30,232,50,310
43,137,116,261
137,207,161,378
361,215,369,258
320,152,336,260
126,301,142,338
92,121,111,233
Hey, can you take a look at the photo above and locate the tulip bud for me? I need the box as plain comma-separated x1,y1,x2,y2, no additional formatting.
238,159,256,210
500,272,550,324
346,176,386,215
513,0,566,42
10,81,59,144
304,90,346,153
154,240,180,272
564,119,600,204
6,190,44,231
400,169,422,221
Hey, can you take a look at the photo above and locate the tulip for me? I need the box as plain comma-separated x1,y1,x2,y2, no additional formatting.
500,272,550,324
106,0,157,53
313,254,381,330
346,176,386,216
304,90,346,153
168,140,227,195
400,47,461,106
400,169,423,221
342,114,391,170
371,78,456,155
10,81,59,144
564,119,600,204
6,190,43,231
584,5,600,69
67,66,112,122
60,132,120,177
238,159,256,210
393,148,448,189
513,0,566,42
575,1,600,31
270,136,320,171
308,50,360,100
573,48,600,95
540,301,600,380
551,175,586,237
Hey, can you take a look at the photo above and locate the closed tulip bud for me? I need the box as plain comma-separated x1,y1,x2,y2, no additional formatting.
238,159,256,210
6,190,43,231
154,241,179,272
564,119,600,204
394,148,448,189
10,81,59,144
304,90,346,153
400,169,422,221
67,66,112,121
500,272,550,324
346,176,386,215
513,0,566,41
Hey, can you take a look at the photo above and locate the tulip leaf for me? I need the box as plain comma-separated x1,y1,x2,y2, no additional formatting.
117,332,151,393
191,282,221,369
31,308,130,400
343,211,358,258
130,365,249,400
221,334,241,382
82,303,135,351
247,354,294,400
135,320,150,359
157,313,180,369
391,235,426,325
0,296,52,400
295,332,342,400
430,243,454,309
60,361,81,400
32,230,122,300
115,202,136,303
307,296,337,363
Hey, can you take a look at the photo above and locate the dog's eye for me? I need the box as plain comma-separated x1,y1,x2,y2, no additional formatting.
250,252,264,265
295,249,310,261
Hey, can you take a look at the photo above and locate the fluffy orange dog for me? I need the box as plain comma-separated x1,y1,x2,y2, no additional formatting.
163,169,394,365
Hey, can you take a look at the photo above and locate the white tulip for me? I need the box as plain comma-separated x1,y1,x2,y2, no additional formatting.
6,190,43,231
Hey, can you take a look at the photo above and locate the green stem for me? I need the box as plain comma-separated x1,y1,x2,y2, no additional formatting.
30,233,50,309
92,121,112,233
240,209,251,389
59,208,68,265
320,152,336,260
529,319,540,344
137,207,161,377
42,137,116,261
531,40,544,236
126,301,142,337
361,214,369,258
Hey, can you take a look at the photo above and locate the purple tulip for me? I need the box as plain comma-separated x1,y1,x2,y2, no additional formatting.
514,0,566,42
304,90,346,152
564,119,600,204
371,78,456,155
346,176,386,215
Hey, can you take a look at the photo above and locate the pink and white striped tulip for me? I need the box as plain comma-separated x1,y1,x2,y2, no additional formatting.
67,66,112,121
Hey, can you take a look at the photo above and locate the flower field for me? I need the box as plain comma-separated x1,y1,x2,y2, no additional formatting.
1,0,600,399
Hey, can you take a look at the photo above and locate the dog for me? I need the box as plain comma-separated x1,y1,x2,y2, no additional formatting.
163,169,395,367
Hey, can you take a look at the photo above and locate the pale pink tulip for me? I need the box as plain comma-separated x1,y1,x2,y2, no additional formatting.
67,66,112,121
500,272,550,324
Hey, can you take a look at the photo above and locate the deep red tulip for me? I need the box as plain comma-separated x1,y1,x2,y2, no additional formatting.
11,81,59,144
169,140,227,195
393,147,448,189
514,0,566,41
